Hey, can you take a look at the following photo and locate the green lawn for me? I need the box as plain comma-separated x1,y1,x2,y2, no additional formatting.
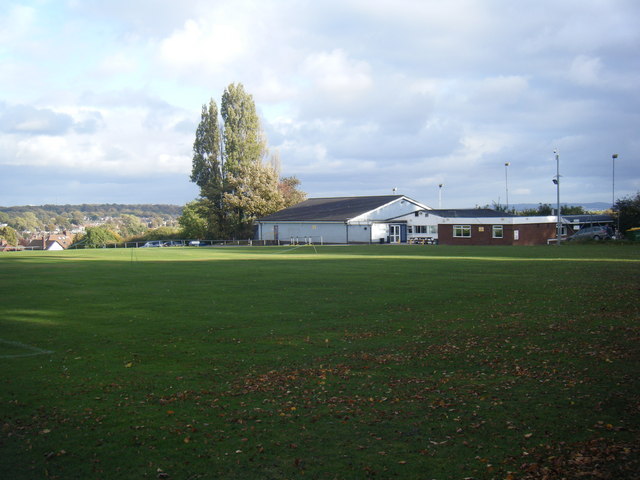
1,244,639,479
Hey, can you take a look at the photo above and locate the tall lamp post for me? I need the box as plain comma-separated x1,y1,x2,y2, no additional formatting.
612,154,618,235
552,149,561,244
438,184,444,209
504,162,510,210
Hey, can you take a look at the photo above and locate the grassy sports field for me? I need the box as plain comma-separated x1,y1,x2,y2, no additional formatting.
1,244,639,479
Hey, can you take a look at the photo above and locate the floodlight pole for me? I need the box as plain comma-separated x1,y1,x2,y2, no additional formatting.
612,154,618,234
438,184,443,209
504,162,510,210
554,150,561,245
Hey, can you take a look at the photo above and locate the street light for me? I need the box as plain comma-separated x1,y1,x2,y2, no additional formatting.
612,154,618,234
504,162,510,210
438,184,444,209
553,150,561,244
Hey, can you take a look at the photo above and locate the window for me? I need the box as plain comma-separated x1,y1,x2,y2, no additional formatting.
492,225,504,238
453,225,471,238
410,225,437,235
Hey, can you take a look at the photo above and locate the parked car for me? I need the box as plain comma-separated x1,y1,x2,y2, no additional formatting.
163,241,184,247
567,225,613,241
141,241,163,247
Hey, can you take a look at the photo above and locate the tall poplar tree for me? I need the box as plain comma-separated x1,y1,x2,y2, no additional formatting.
221,83,267,173
190,100,226,237
188,83,297,238
191,100,222,189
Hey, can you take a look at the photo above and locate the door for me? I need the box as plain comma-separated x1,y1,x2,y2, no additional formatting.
390,225,401,243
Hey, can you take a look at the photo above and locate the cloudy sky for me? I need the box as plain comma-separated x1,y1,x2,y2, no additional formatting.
1,0,638,208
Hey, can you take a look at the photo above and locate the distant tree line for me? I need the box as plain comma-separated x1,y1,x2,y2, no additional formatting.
0,203,182,216
516,203,589,216
615,191,640,233
487,194,640,235
0,204,181,238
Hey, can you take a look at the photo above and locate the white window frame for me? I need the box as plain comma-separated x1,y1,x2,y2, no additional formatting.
492,225,504,239
453,225,471,238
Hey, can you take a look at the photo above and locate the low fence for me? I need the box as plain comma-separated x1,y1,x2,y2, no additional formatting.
70,239,274,249
8,237,330,251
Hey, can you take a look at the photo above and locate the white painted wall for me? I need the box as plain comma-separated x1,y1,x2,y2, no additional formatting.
259,222,347,243
347,225,371,243
392,211,440,240
351,198,424,222
371,223,388,243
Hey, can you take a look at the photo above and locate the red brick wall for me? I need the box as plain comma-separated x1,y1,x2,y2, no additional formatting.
438,223,557,245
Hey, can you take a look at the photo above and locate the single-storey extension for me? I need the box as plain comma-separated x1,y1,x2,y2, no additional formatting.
390,209,558,246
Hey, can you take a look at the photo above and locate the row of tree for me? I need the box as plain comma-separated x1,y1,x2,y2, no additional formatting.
0,205,180,236
181,83,305,239
491,198,640,232
615,192,640,233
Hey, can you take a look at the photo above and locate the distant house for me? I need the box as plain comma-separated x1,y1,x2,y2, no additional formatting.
256,195,430,244
24,232,75,250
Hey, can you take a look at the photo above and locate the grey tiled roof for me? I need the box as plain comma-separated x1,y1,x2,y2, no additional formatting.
259,195,405,222
427,209,518,218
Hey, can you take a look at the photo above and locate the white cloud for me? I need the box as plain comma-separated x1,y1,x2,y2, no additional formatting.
0,4,37,44
96,52,140,76
302,49,373,98
568,55,603,86
158,19,247,74
478,75,529,103
1,0,639,207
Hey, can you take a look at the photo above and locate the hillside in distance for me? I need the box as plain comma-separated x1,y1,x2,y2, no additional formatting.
0,204,183,218
510,202,611,212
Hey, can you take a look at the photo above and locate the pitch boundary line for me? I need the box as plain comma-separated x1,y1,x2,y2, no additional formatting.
0,338,54,359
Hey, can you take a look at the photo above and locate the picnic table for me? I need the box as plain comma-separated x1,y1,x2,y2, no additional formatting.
408,237,437,245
